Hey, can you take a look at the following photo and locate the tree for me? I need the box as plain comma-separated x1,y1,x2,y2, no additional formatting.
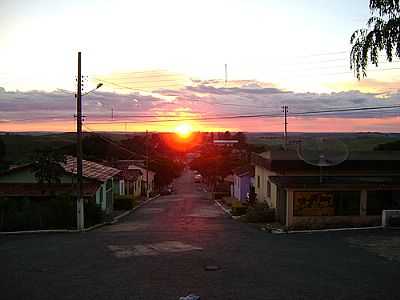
0,137,7,171
233,132,247,145
32,149,66,184
350,0,400,79
82,135,114,161
0,137,5,161
151,158,184,188
374,139,400,150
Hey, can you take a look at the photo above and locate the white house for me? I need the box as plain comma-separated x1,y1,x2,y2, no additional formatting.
0,156,121,215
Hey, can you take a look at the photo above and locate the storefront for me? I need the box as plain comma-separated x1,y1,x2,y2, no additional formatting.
270,176,400,229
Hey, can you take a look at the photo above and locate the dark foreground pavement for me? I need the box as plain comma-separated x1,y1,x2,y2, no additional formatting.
1,170,399,300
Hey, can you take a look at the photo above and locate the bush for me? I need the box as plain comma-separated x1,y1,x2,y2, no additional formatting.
244,202,275,223
114,194,136,210
231,200,248,216
0,196,105,231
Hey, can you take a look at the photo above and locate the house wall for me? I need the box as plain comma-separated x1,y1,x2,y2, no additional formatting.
129,177,142,198
241,176,251,201
134,178,142,198
233,175,252,202
233,175,240,200
96,186,102,206
113,180,125,196
254,165,278,208
105,178,113,214
95,179,114,213
1,166,117,214
130,166,154,194
284,188,384,228
253,164,400,210
114,176,143,199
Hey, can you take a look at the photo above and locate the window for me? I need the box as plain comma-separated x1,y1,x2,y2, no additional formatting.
335,191,360,216
119,180,125,195
367,190,400,215
106,179,113,190
267,180,271,198
99,186,103,204
257,176,260,188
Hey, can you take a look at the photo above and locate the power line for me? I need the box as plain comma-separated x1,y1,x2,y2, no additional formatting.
85,104,400,125
278,60,400,73
83,124,182,163
95,78,184,92
83,124,145,159
292,104,400,117
95,75,188,83
295,50,347,58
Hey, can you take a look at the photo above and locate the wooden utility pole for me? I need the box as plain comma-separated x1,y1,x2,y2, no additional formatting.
145,130,150,199
282,105,288,150
76,52,84,230
225,63,228,85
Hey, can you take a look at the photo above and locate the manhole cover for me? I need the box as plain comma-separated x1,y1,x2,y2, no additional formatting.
204,265,220,271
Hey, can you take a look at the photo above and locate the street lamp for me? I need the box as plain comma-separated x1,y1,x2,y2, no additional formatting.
83,83,103,96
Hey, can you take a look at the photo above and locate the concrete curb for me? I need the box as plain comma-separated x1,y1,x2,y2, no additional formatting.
0,194,161,236
0,229,79,235
214,200,233,217
213,200,384,235
109,194,161,225
285,225,384,234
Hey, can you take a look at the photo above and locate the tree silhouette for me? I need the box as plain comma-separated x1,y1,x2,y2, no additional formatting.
32,149,66,184
0,137,5,161
350,0,400,79
0,137,6,171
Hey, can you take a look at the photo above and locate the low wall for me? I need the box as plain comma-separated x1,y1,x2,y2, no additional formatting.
291,215,381,229
382,210,400,227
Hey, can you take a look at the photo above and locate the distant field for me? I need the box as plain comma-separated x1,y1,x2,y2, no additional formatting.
2,132,399,164
247,132,400,151
1,133,76,163
1,132,149,163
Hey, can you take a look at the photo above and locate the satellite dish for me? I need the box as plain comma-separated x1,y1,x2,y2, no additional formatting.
297,138,349,167
297,138,349,182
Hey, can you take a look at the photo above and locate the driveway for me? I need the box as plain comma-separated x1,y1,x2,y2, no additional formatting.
0,170,399,299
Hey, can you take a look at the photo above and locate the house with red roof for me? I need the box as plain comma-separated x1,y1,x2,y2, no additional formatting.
113,160,155,197
113,167,143,199
0,156,121,214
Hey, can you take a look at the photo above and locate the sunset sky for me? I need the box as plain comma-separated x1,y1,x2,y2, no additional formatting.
1,0,400,132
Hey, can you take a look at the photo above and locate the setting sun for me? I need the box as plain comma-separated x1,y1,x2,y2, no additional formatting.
175,123,192,138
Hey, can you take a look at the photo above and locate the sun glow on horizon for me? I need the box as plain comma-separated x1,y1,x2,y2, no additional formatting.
175,123,193,138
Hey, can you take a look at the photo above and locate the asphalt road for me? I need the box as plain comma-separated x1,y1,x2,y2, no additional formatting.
1,170,400,300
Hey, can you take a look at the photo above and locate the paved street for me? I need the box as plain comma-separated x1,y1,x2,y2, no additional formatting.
1,170,400,300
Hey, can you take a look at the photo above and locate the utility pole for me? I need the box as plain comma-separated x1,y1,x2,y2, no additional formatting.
145,130,150,199
76,52,84,230
282,105,288,150
225,63,228,85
